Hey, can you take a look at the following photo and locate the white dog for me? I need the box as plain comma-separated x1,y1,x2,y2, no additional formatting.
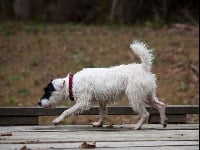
38,41,167,130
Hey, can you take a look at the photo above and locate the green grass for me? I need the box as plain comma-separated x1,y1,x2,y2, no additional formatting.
8,74,23,82
18,88,30,96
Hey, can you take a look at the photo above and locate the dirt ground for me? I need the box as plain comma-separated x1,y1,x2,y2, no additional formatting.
0,22,199,124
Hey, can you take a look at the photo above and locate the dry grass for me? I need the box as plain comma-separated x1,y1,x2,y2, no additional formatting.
0,22,199,124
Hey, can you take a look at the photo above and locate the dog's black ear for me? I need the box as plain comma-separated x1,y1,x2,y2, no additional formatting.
46,82,56,92
51,79,53,82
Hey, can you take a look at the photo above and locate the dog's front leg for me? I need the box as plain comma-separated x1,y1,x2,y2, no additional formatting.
52,102,86,125
92,102,107,127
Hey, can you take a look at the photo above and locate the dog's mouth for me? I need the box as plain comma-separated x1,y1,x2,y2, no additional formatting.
38,100,56,108
43,102,56,108
48,102,56,108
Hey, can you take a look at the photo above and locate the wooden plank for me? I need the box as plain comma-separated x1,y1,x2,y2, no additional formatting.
0,105,198,125
0,116,38,126
0,125,198,143
0,124,198,150
0,141,199,150
0,105,199,116
0,124,199,132
149,114,187,124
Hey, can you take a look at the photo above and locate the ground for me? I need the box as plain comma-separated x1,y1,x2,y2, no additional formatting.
0,22,199,124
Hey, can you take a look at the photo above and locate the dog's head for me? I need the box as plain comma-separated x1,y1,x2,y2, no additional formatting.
38,78,67,108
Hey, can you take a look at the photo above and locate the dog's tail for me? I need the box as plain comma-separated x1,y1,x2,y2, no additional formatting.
130,41,154,72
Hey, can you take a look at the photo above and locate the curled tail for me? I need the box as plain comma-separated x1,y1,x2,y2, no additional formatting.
130,41,154,72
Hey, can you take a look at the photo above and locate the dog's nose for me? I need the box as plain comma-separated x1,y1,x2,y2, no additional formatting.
38,101,41,106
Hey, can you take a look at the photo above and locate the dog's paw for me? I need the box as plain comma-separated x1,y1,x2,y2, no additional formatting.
161,117,168,128
52,117,63,125
133,126,142,130
92,122,103,127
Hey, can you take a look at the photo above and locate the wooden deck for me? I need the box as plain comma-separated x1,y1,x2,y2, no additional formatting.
0,124,199,150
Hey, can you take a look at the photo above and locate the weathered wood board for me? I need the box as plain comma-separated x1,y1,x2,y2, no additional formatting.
0,124,199,150
0,105,199,116
0,105,199,125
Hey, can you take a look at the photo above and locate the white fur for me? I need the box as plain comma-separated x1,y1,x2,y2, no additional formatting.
40,41,167,129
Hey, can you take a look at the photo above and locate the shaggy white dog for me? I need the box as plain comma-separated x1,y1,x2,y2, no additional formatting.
38,41,167,130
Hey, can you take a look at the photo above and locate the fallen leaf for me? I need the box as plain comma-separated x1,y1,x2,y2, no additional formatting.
20,145,28,150
0,133,12,136
79,141,96,149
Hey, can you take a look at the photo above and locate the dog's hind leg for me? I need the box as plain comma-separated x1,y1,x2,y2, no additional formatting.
92,102,107,127
126,87,149,130
146,93,168,128
134,107,150,130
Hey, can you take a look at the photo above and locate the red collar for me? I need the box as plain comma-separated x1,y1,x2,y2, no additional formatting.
69,73,74,101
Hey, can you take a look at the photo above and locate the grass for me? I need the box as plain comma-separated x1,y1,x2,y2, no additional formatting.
0,21,199,124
